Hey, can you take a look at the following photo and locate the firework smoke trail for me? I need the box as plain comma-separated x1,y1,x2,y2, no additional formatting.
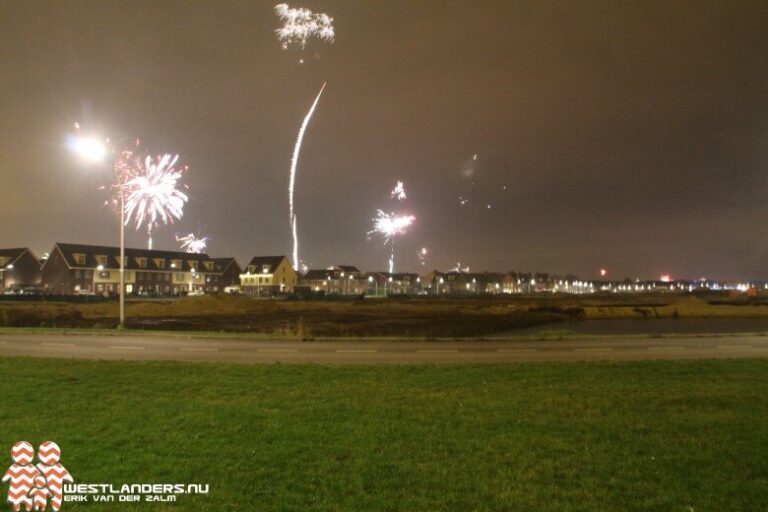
275,3,335,50
288,81,326,269
369,210,415,273
124,153,188,249
176,233,209,254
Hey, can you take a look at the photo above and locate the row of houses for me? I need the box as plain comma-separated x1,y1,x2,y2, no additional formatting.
2,242,763,297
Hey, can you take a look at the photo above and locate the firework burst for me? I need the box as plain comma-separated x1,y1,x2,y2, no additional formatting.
124,153,188,249
417,247,428,266
391,181,407,201
369,210,415,273
176,233,209,254
275,3,335,50
451,262,470,273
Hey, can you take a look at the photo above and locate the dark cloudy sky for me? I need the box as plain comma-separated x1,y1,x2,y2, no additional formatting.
1,0,767,279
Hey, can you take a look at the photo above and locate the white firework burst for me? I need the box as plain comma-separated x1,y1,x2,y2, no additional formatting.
275,3,335,50
176,233,209,254
391,180,407,201
123,153,188,249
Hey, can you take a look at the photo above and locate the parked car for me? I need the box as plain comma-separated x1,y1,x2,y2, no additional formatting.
187,289,205,297
223,285,242,295
74,288,95,296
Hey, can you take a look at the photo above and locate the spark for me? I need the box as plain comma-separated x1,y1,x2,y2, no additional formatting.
600,268,607,277
176,233,209,254
123,153,188,250
451,262,470,273
418,247,428,266
459,196,469,206
369,210,415,244
391,181,407,201
368,210,415,274
275,3,335,50
288,82,326,270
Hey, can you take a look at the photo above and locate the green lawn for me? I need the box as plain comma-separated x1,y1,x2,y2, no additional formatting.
0,358,766,511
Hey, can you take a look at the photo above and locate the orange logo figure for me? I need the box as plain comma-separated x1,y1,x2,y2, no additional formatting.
34,443,71,512
2,442,42,512
26,478,50,512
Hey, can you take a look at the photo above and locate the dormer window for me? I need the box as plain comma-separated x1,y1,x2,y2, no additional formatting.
170,259,181,269
95,255,108,267
154,258,166,269
73,253,86,265
136,257,147,268
247,265,256,274
204,261,214,271
261,266,271,274
188,261,199,271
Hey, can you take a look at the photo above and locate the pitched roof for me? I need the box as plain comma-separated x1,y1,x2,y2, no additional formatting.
245,256,289,274
51,242,233,273
211,257,241,273
302,269,334,280
0,248,33,267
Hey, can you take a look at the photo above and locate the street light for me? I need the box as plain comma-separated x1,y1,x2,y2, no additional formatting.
368,275,378,296
69,134,127,328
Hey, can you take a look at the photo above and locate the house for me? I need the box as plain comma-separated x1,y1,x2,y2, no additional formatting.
41,242,239,296
366,272,422,295
299,266,367,295
211,257,243,291
0,248,42,292
239,256,297,296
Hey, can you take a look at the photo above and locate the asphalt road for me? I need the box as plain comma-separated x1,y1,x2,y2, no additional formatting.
0,332,767,364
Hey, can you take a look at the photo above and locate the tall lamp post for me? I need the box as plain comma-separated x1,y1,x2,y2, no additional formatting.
69,135,127,328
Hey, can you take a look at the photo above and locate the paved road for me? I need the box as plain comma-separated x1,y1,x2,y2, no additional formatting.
1,332,768,364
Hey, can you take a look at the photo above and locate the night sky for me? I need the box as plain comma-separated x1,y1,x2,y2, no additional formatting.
1,1,767,279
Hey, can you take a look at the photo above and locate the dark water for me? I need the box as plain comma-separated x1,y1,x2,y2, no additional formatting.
516,318,768,336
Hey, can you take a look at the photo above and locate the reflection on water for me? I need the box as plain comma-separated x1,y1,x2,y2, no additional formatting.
522,318,768,335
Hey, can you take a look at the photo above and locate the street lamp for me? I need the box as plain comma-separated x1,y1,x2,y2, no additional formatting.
368,275,378,296
69,134,127,328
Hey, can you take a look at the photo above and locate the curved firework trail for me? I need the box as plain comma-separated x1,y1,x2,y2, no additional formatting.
289,81,326,270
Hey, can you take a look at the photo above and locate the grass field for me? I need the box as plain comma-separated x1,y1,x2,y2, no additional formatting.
3,293,768,337
0,357,766,511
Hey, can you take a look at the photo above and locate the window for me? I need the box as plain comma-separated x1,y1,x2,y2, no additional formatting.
136,257,147,268
154,258,166,269
171,259,181,269
85,270,93,279
175,273,185,281
204,261,214,271
95,255,107,266
99,271,111,279
188,261,199,270
73,253,86,265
